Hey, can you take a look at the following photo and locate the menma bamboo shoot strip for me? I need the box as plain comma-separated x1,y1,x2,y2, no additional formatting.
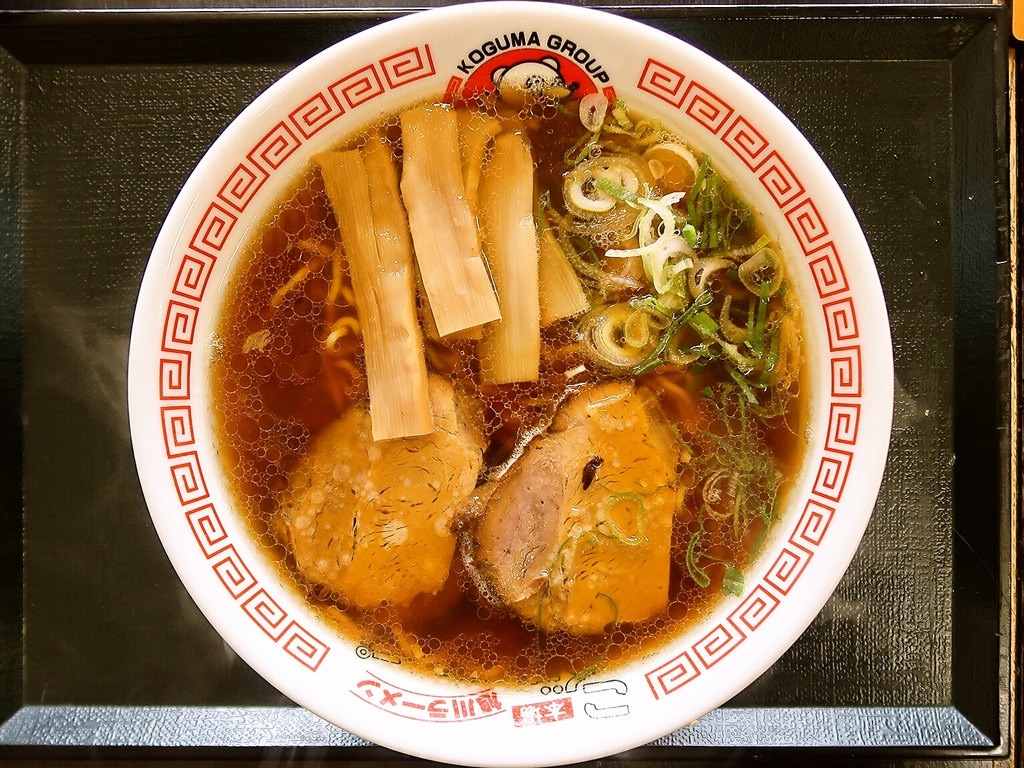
458,108,502,215
538,227,589,325
314,140,433,441
415,108,499,344
400,103,502,337
478,131,540,383
412,109,502,342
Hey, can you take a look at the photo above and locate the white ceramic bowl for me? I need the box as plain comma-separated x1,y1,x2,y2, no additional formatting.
128,4,893,765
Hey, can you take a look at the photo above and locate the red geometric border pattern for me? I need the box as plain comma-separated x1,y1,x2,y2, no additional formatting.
763,545,813,596
185,503,230,557
247,122,302,173
811,450,853,502
791,500,836,547
171,252,216,302
681,81,733,135
807,243,848,298
242,589,289,640
160,405,195,457
691,620,745,669
188,202,237,257
217,161,269,212
729,586,782,633
722,115,769,170
758,151,805,209
644,650,700,699
330,65,386,110
826,403,860,448
822,297,859,351
212,545,258,598
830,347,862,397
645,585,782,700
380,45,436,88
281,621,331,671
162,300,199,352
637,59,686,107
153,38,440,675
289,92,345,139
169,452,208,506
159,352,190,401
638,57,866,701
785,198,830,255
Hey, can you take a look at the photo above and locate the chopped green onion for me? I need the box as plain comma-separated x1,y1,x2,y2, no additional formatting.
632,292,713,374
565,130,600,166
722,566,744,597
726,364,760,404
758,330,782,384
612,98,634,130
628,294,674,317
750,520,772,558
686,153,753,251
746,280,770,356
685,532,712,588
594,483,648,544
669,424,694,454
593,176,641,207
688,310,719,338
687,156,710,221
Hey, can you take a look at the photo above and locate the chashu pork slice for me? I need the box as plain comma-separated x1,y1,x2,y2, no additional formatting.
472,381,682,635
282,375,485,609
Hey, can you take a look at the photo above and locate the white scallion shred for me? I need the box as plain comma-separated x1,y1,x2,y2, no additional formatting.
604,193,684,259
565,364,588,379
604,192,694,296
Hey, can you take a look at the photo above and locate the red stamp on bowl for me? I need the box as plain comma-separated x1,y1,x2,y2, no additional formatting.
512,697,574,727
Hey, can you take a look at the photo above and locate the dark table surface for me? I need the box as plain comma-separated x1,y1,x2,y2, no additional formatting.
0,2,1018,767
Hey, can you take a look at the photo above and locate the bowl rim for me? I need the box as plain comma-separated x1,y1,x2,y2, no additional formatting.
127,3,894,765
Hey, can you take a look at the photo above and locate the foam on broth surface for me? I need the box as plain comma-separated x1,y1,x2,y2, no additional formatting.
210,94,805,686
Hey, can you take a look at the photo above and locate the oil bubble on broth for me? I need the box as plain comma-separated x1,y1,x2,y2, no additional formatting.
212,89,806,686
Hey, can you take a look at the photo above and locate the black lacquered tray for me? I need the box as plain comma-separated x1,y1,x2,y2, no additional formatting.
0,4,1015,765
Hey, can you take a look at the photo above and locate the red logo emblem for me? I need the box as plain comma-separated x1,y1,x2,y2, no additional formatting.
446,31,615,104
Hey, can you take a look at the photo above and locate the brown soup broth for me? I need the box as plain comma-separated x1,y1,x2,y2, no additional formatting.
211,98,805,686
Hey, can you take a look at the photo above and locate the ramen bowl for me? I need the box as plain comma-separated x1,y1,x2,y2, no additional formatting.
128,4,893,765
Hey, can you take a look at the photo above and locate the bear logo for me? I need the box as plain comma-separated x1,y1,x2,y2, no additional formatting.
490,56,575,105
